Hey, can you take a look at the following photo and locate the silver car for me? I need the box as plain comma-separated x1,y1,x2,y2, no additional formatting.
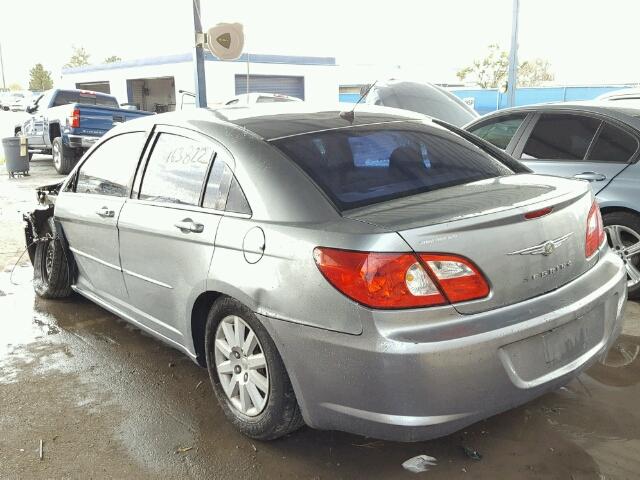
465,102,640,298
25,104,627,442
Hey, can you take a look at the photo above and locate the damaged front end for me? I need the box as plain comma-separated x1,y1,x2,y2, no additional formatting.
23,181,63,264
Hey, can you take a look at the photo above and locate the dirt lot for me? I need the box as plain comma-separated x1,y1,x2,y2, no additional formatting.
1,114,639,479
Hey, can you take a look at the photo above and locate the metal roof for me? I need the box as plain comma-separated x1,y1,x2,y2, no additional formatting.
62,52,336,75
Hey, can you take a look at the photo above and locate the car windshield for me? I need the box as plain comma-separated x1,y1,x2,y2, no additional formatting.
272,122,512,210
52,91,118,108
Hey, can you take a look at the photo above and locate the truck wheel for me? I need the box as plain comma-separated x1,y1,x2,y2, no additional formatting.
52,137,79,174
33,217,73,299
205,297,305,440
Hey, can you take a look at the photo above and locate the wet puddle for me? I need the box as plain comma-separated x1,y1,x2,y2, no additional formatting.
1,265,639,479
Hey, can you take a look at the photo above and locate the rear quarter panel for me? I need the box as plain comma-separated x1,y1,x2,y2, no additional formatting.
597,162,640,214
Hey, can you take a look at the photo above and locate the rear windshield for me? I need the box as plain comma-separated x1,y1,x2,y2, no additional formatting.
273,122,513,210
53,91,118,108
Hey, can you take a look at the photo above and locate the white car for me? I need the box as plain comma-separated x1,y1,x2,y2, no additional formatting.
9,92,31,112
596,88,640,102
224,92,302,105
0,92,13,111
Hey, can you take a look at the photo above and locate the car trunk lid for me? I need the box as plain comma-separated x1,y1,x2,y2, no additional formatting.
344,174,598,314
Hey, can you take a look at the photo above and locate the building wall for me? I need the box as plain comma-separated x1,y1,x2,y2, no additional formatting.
60,54,338,109
449,85,636,115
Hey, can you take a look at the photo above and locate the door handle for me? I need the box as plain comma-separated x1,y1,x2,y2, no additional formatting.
573,171,606,182
96,207,115,218
174,219,204,233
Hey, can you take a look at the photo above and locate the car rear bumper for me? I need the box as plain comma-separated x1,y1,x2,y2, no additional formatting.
260,249,627,442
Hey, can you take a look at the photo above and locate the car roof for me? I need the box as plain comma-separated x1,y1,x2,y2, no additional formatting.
468,101,640,129
118,103,429,141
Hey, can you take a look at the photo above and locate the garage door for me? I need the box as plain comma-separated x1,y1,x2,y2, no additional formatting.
234,75,305,100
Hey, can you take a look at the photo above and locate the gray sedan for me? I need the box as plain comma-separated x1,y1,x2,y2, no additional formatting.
465,102,640,298
25,104,626,441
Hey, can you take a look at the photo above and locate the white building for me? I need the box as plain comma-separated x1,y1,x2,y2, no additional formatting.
60,52,338,112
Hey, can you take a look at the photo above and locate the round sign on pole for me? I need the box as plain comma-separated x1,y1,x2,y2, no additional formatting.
207,23,244,60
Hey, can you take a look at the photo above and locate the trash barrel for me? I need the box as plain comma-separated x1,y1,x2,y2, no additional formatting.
2,136,29,176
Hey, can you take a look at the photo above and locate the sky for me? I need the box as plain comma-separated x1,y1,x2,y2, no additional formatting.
1,0,639,89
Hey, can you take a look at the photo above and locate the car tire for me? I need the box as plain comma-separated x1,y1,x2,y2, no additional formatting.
52,137,79,175
204,297,304,440
603,211,640,299
33,217,73,299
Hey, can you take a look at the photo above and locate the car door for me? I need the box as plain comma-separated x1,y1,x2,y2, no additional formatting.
25,92,51,147
513,112,636,194
54,131,149,303
117,126,231,342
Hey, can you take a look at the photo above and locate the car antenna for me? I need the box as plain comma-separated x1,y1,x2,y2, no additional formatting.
339,80,377,123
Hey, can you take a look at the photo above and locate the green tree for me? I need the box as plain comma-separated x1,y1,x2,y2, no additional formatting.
103,55,122,64
456,44,509,89
457,44,554,88
64,46,90,68
28,63,53,90
518,58,555,87
8,82,22,91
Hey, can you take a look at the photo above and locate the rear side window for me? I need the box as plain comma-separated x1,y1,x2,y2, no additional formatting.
52,90,118,108
273,123,512,210
587,123,638,163
522,114,600,160
139,133,213,205
469,114,526,149
202,158,251,214
76,132,146,196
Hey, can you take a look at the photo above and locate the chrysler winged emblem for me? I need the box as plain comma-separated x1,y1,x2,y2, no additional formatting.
507,233,573,256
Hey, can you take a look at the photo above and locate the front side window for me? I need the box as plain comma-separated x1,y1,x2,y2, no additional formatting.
587,123,638,163
76,132,146,196
469,114,526,150
139,133,213,205
273,123,512,210
522,114,600,160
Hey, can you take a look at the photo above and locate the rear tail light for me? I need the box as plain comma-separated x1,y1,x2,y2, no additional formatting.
69,108,80,128
313,247,489,309
585,200,605,258
419,254,490,303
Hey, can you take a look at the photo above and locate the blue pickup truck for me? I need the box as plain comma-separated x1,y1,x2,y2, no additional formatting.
16,89,152,174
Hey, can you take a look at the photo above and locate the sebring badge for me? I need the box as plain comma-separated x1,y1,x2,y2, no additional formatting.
507,233,573,256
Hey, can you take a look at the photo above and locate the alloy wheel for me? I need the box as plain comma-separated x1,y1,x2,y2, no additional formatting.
214,315,269,416
605,224,640,288
52,143,60,169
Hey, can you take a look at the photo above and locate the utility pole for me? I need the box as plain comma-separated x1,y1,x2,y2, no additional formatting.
192,0,207,108
506,0,520,108
0,42,6,90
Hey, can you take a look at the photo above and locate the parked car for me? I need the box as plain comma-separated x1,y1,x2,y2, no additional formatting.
224,92,303,105
23,104,625,442
8,91,30,111
361,79,480,126
465,102,640,298
597,88,640,102
16,89,153,174
0,91,13,111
